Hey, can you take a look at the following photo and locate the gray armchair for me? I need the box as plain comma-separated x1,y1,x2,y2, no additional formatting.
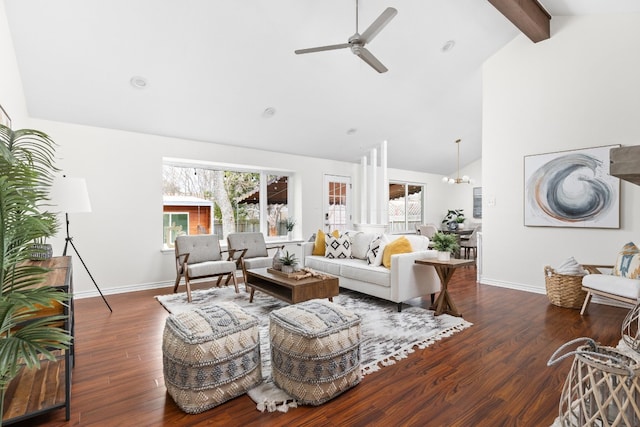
173,234,239,302
227,232,284,287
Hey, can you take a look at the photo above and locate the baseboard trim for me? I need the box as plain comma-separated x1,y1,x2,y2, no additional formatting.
74,280,175,299
479,276,633,310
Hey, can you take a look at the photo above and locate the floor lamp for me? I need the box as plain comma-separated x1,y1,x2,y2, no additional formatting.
51,176,113,312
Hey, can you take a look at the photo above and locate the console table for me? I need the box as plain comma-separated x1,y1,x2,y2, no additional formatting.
2,256,73,425
415,258,473,317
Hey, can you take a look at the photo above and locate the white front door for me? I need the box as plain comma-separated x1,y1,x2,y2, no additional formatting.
323,174,351,233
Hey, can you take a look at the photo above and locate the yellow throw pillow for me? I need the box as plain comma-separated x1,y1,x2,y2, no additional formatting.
382,236,413,269
313,229,339,256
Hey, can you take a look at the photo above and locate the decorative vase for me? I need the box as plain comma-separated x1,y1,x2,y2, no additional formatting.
272,248,283,270
287,231,293,240
457,223,464,230
282,265,294,274
437,251,450,261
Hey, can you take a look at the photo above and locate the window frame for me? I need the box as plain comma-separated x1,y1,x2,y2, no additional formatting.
388,180,425,233
162,157,294,246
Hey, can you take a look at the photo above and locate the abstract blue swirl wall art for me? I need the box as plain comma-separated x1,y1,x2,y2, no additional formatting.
524,145,620,228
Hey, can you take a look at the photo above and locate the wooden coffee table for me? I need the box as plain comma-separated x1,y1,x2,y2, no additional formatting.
245,268,339,304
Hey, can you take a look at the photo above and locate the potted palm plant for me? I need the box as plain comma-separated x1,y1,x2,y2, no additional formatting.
431,232,459,261
0,126,71,421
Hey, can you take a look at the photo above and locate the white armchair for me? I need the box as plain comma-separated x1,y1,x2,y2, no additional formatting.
580,264,640,315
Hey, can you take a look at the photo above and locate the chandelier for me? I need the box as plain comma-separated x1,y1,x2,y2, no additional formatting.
442,138,473,184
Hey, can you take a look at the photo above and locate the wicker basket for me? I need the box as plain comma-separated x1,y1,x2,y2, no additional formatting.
544,266,587,309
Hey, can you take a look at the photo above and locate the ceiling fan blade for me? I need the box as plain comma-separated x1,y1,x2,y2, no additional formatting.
354,47,388,73
360,7,397,44
295,43,350,55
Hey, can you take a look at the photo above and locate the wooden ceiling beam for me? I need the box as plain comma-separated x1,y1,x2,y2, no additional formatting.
488,0,551,43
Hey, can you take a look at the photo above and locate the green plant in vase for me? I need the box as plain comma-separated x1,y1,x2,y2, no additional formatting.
442,209,465,231
0,126,71,421
431,232,459,261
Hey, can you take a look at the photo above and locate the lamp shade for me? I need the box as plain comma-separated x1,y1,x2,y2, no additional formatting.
50,176,92,213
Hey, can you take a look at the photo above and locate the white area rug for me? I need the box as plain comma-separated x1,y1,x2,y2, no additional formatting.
156,285,472,412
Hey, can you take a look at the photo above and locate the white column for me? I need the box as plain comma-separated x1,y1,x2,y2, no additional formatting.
361,155,368,224
380,140,388,225
370,147,377,224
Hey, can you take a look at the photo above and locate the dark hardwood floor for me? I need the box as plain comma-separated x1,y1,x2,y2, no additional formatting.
13,266,628,426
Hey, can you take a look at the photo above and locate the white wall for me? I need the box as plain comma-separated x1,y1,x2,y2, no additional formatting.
482,14,640,293
0,0,28,127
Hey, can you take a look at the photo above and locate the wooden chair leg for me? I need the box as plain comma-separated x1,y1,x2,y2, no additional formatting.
241,262,250,292
185,276,192,303
231,273,239,293
173,274,181,293
580,291,592,315
216,276,223,287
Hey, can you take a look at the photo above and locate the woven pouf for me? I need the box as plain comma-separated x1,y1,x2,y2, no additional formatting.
269,299,362,405
162,302,263,414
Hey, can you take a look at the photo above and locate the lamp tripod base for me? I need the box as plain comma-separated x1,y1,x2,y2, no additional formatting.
63,236,113,313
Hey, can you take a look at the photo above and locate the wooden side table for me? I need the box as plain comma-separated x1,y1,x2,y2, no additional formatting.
415,258,474,317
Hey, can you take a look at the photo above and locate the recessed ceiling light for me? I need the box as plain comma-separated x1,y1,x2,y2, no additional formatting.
441,40,456,53
130,76,148,89
346,128,357,135
262,107,276,118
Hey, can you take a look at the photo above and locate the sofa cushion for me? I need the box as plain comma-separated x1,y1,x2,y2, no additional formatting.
339,260,390,288
305,255,345,276
382,236,413,269
345,231,375,260
613,242,640,279
313,229,340,256
325,234,352,259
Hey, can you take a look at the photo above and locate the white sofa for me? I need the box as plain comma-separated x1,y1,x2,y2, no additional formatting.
300,232,441,311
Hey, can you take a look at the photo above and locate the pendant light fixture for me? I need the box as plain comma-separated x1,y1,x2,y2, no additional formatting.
442,139,473,184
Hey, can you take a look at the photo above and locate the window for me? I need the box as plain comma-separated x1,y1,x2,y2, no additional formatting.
162,160,292,247
388,182,424,232
163,212,188,247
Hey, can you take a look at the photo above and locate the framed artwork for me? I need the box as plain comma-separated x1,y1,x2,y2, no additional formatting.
524,145,620,228
0,104,10,128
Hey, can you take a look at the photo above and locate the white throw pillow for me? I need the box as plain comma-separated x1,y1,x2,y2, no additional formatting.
373,234,392,266
366,236,382,265
345,231,375,260
325,234,352,259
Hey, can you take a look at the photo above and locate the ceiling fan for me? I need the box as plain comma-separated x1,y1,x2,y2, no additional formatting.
294,1,398,73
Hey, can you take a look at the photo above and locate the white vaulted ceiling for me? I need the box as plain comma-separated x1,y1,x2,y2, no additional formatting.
4,0,640,173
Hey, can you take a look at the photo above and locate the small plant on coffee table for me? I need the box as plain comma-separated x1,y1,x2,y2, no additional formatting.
280,251,298,274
